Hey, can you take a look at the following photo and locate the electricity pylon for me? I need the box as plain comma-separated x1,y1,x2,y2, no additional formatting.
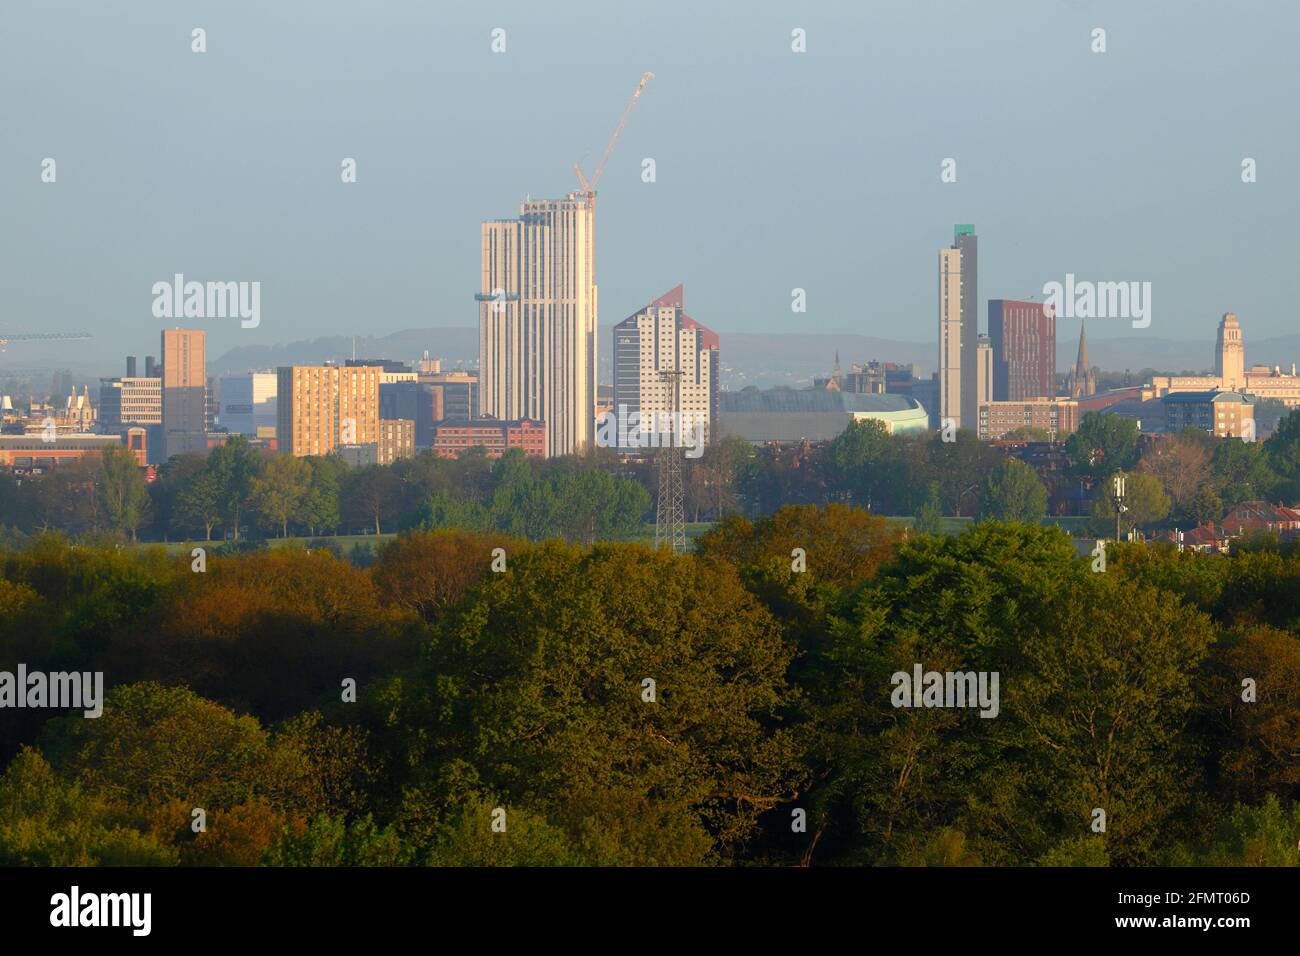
654,368,686,553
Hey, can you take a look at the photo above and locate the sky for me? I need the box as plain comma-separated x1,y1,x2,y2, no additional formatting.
2,0,1297,364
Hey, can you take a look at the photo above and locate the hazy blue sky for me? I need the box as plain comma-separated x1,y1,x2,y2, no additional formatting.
2,0,1297,363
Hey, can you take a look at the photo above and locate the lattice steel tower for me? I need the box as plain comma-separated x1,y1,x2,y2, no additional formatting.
654,368,687,553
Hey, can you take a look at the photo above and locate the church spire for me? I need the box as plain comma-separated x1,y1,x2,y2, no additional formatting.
1070,321,1096,397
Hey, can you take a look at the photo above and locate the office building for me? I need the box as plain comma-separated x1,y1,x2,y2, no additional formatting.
219,372,278,437
276,364,381,457
99,373,161,428
979,397,1080,441
1163,389,1256,438
479,194,597,457
430,419,547,459
939,225,978,430
160,328,207,457
612,284,719,451
989,298,1055,401
377,418,415,465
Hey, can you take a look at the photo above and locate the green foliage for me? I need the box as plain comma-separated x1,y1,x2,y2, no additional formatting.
1167,796,1300,866
0,509,1297,868
1066,412,1139,479
1212,439,1277,507
1037,836,1109,867
978,458,1048,524
1264,409,1300,501
409,460,650,544
0,747,177,866
251,454,312,537
1090,470,1171,536
913,483,944,536
264,813,409,866
97,445,150,541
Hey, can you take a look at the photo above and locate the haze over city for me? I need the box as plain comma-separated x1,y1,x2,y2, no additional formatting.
3,0,1298,368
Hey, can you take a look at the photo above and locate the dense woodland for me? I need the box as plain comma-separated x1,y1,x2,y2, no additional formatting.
1,509,1298,866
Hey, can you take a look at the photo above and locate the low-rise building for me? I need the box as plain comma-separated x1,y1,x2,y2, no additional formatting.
1162,389,1255,438
978,397,1080,441
430,419,545,458
0,430,147,470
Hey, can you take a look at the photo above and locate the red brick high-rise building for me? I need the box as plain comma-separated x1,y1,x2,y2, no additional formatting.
988,299,1055,401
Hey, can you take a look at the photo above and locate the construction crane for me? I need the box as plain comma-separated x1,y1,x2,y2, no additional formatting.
0,331,92,353
574,71,654,205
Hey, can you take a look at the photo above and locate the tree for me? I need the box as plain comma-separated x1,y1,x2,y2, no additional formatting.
343,466,400,535
0,748,176,866
927,430,999,517
1253,398,1291,438
1138,430,1212,516
1090,470,1170,537
697,503,900,592
1263,409,1300,501
21,461,102,535
685,436,750,521
1014,574,1216,864
96,445,149,542
264,813,408,866
359,542,802,862
207,436,262,541
1168,796,1300,867
1186,486,1223,525
1203,625,1300,802
1212,438,1276,506
174,468,223,540
251,454,312,537
147,453,207,540
0,472,24,531
296,456,345,535
1065,412,1139,479
372,529,519,624
913,482,944,536
978,458,1048,524
825,419,896,510
1000,426,1052,443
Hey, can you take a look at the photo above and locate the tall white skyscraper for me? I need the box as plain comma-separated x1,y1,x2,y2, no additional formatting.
478,194,597,457
939,248,963,429
938,225,978,430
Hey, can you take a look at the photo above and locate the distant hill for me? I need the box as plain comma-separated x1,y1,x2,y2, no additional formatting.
209,328,1300,389
6,326,1297,394
210,328,481,376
